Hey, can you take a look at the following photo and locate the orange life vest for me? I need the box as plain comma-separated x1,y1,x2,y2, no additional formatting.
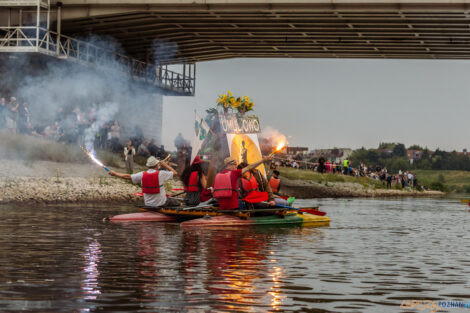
269,177,281,193
213,172,236,199
241,175,259,197
185,171,199,192
142,171,162,194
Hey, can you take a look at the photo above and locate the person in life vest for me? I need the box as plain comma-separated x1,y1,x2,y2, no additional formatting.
181,156,208,206
213,155,272,210
109,156,180,207
237,162,275,208
269,170,281,195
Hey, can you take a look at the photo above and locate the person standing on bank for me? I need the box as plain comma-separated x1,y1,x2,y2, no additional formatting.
109,156,180,208
123,140,136,174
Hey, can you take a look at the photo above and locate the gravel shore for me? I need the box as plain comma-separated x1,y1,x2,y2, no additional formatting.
0,159,184,205
0,159,444,204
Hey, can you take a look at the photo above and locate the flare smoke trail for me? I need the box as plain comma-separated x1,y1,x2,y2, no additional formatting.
261,126,288,146
83,102,119,153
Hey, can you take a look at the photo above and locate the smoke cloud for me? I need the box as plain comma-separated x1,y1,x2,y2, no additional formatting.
0,35,174,161
261,126,288,146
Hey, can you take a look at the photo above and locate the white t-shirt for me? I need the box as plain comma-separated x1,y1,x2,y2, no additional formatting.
131,169,174,207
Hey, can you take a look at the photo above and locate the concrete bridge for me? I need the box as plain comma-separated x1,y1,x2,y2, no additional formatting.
2,0,470,87
49,0,470,62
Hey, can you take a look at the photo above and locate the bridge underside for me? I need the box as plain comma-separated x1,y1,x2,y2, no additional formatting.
56,1,470,63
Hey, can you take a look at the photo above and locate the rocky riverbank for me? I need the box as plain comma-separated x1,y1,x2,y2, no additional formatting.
0,159,184,205
0,159,444,205
280,177,445,198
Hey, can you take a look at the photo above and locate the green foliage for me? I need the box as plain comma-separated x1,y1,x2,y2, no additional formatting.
437,174,445,183
389,158,410,173
278,167,385,189
408,144,424,150
392,143,406,157
378,142,397,150
351,142,470,173
413,170,470,193
350,148,379,165
420,159,431,170
429,181,447,192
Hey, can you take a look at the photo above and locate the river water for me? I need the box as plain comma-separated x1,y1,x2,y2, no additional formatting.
0,197,469,312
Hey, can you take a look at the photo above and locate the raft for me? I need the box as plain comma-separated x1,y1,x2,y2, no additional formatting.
107,204,330,228
181,211,330,228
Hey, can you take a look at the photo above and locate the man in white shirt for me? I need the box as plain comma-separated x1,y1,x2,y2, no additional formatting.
407,172,414,187
109,156,180,207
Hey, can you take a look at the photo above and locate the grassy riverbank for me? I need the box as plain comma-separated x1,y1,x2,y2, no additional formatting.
278,166,470,194
278,167,390,189
413,170,470,193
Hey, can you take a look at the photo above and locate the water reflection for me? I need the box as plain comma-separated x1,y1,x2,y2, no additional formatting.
2,198,470,312
81,238,102,300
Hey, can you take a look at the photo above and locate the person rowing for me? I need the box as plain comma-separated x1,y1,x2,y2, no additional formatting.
181,156,208,206
213,155,272,211
108,156,180,208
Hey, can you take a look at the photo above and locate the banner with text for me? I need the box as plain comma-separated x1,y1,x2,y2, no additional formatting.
219,114,261,134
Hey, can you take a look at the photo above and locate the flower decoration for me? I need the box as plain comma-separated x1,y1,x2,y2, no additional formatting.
216,91,255,114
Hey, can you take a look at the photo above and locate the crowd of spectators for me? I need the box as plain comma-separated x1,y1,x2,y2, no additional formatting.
0,96,31,135
0,95,166,159
272,156,419,189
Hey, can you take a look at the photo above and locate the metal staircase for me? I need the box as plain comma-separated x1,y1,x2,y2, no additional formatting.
0,0,195,96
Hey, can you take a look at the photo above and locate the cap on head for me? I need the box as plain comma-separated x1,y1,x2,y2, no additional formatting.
224,156,237,167
192,155,202,165
146,156,160,168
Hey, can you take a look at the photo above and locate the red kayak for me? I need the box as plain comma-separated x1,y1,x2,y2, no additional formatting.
299,208,326,216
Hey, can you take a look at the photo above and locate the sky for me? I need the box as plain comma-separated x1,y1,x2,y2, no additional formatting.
162,58,470,152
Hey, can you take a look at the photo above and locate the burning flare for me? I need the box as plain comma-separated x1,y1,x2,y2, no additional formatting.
275,142,285,152
81,146,110,172
270,141,286,156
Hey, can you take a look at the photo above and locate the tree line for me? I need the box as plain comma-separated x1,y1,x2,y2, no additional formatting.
349,143,470,173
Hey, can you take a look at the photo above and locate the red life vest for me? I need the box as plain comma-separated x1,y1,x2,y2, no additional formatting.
241,175,259,197
213,172,236,199
142,171,162,194
269,177,281,193
185,171,199,192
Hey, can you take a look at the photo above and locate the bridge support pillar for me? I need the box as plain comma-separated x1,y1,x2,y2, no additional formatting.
56,3,61,56
119,92,163,147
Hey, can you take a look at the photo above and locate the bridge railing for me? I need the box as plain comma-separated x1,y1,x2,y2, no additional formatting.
0,0,49,9
0,26,195,95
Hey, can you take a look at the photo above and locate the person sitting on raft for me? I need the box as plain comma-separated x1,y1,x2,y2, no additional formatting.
237,162,275,208
213,156,272,210
269,170,281,195
181,156,208,206
108,156,180,208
